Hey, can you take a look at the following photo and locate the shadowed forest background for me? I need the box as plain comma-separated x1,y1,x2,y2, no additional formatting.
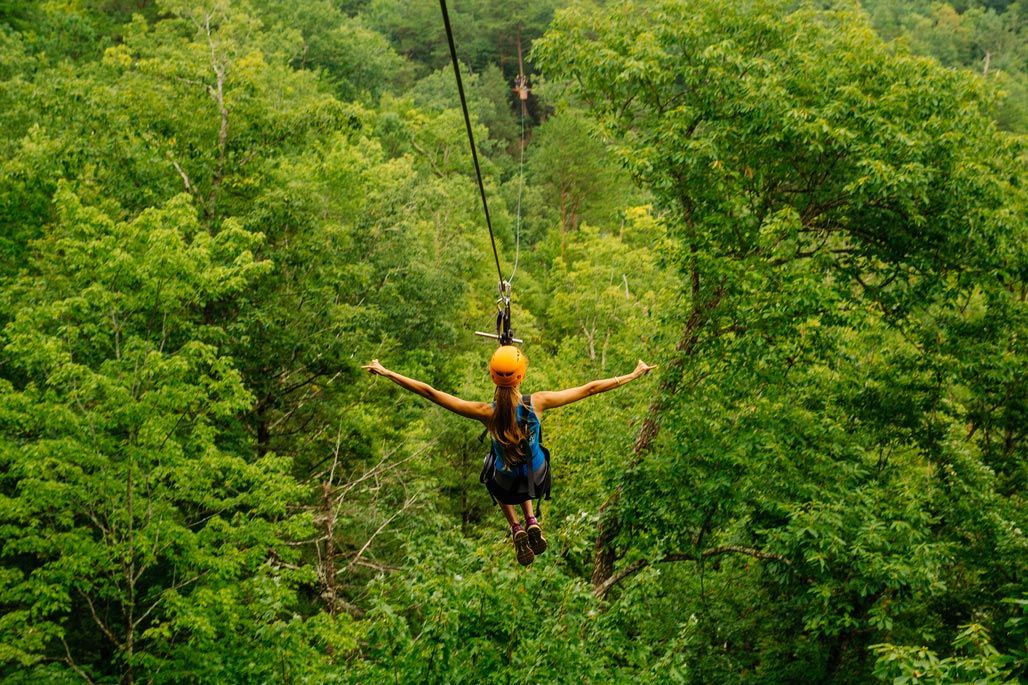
0,0,1025,682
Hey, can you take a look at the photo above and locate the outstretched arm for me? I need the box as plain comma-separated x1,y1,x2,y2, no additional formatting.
363,359,492,423
533,360,656,413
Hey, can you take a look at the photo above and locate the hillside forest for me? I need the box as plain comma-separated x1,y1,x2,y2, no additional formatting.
0,0,1025,682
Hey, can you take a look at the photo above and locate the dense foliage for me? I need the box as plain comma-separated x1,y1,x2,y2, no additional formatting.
1,1,1024,683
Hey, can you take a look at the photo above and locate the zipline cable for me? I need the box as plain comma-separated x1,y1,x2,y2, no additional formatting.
509,27,530,286
439,0,504,288
508,89,526,286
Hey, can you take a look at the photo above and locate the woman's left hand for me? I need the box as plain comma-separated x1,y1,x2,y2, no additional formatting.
362,359,387,376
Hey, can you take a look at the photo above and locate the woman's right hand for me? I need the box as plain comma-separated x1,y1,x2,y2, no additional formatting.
633,360,657,378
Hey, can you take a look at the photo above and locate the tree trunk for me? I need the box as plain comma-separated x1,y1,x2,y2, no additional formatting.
124,459,135,685
590,386,671,588
590,274,724,591
321,480,337,615
257,418,270,458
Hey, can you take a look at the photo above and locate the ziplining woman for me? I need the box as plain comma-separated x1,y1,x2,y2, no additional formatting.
363,347,655,566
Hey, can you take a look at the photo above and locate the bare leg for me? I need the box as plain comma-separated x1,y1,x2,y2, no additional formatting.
500,503,520,527
519,500,535,521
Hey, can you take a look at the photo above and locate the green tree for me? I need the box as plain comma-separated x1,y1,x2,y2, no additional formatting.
5,0,1024,682
527,109,638,255
0,1,512,678
0,187,343,682
252,0,412,100
409,63,520,147
873,617,1026,684
860,0,1028,132
538,0,1026,680
363,0,561,77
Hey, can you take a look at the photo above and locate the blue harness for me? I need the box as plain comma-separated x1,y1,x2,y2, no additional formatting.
480,394,551,504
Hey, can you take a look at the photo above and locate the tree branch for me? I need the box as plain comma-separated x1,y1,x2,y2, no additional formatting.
702,545,790,564
132,572,206,631
204,12,229,216
591,282,726,588
78,590,124,649
343,495,417,574
594,545,790,599
170,159,194,195
60,635,95,684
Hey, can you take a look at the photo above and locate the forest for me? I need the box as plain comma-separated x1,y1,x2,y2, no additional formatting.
0,0,1025,682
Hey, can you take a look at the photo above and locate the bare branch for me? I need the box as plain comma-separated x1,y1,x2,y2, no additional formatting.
268,371,342,431
171,160,193,195
410,139,445,178
594,559,648,598
348,558,400,573
343,495,417,574
132,572,206,631
60,635,95,684
204,12,229,215
282,535,329,547
332,442,435,504
78,590,124,649
702,545,790,564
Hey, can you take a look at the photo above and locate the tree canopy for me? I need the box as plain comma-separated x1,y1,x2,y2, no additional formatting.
1,0,1024,683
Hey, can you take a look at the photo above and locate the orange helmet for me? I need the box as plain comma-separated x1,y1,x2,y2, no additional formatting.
489,346,528,387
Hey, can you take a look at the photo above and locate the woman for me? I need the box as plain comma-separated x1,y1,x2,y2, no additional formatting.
363,347,655,566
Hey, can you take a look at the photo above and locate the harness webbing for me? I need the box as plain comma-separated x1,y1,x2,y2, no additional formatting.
439,0,504,287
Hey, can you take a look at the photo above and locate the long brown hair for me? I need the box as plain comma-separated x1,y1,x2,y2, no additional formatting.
489,385,528,468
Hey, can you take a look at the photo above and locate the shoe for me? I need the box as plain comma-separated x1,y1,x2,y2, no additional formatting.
527,522,547,556
513,529,534,566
